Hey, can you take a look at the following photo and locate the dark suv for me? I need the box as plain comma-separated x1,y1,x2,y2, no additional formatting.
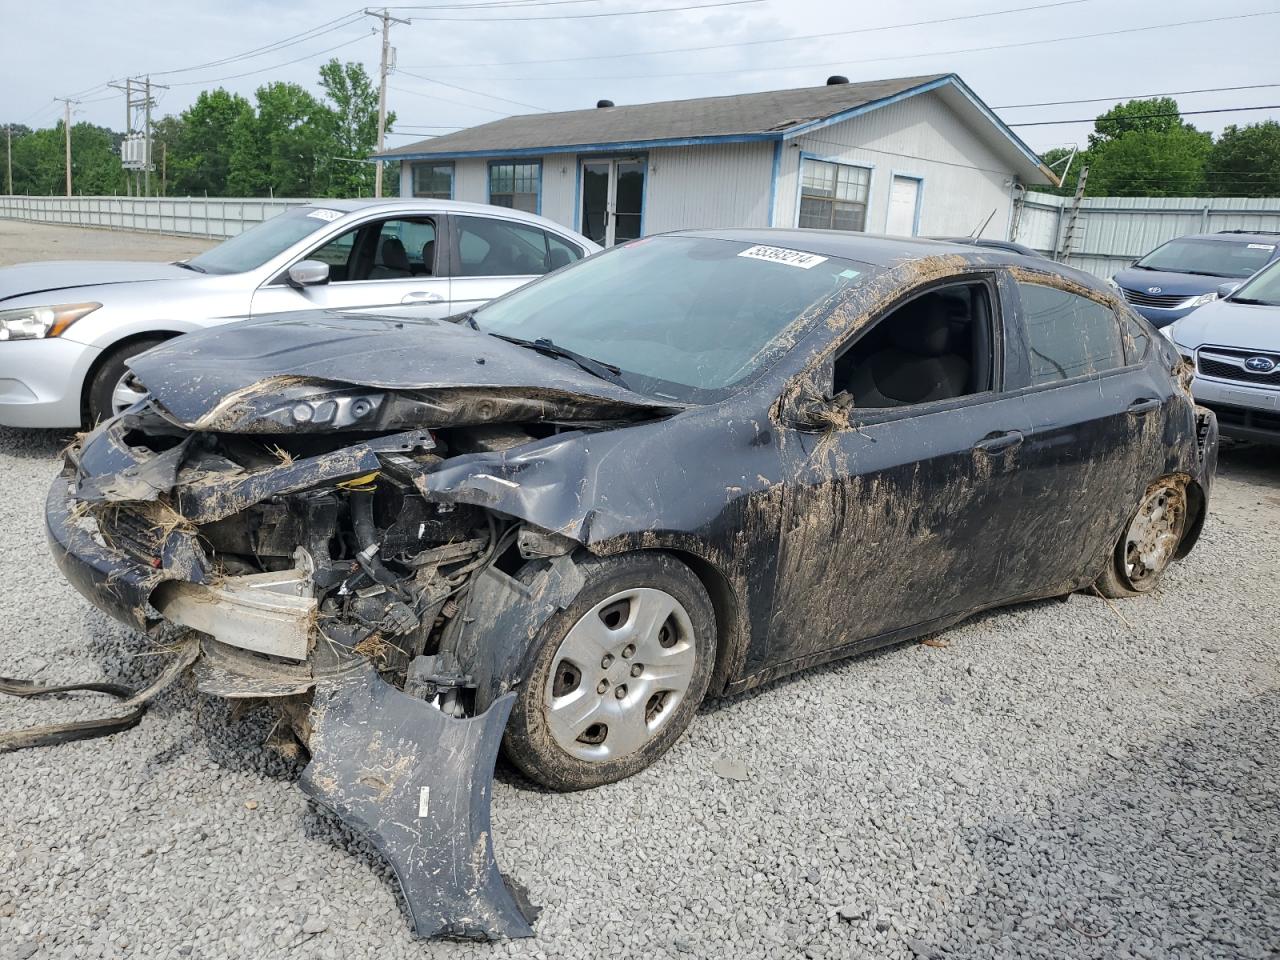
1111,231,1280,328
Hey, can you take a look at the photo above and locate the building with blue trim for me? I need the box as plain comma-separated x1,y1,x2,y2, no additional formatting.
374,73,1057,247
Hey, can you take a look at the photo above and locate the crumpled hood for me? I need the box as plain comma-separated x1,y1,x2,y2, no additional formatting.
127,310,679,427
1167,298,1280,352
1112,267,1227,298
0,260,194,303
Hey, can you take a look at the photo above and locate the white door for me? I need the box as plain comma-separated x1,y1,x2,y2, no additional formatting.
886,176,921,237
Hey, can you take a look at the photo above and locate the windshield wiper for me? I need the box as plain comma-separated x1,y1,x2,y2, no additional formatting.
174,261,207,273
1227,296,1275,305
489,333,629,389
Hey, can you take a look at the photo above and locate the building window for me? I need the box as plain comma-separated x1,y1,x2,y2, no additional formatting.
412,162,453,199
489,162,540,213
798,158,870,231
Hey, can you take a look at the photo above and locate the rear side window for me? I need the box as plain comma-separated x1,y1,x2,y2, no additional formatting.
456,216,582,277
1017,282,1125,385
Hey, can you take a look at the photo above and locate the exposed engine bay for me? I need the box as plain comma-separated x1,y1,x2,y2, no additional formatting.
42,379,671,940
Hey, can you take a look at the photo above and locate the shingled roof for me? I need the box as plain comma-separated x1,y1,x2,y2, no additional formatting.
374,73,1054,184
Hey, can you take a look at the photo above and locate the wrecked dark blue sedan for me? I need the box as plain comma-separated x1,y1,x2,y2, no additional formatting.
45,230,1217,938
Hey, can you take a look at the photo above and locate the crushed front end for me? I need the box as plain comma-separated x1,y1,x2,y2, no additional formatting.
45,381,658,939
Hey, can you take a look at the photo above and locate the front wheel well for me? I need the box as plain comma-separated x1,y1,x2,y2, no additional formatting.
80,330,182,423
658,548,746,699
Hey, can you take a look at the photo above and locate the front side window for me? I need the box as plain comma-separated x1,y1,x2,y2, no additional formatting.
412,162,454,199
488,162,540,213
306,217,437,282
473,236,869,403
456,216,577,277
1018,282,1125,385
835,282,994,408
1135,237,1276,279
798,159,870,232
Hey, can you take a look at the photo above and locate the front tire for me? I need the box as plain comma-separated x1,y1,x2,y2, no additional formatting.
1096,476,1188,598
504,552,716,791
86,336,168,426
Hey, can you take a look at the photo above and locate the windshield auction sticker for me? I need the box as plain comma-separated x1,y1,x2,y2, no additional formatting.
307,209,343,221
737,245,829,269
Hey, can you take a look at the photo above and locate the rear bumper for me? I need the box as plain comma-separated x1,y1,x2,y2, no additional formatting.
0,338,99,428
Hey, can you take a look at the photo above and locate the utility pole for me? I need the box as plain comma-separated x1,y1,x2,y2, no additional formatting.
55,98,75,197
5,125,11,196
143,76,152,197
367,8,408,198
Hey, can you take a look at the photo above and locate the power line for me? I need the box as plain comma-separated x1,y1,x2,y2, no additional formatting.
148,12,367,78
1006,104,1280,127
406,0,762,21
404,0,1093,69
396,69,548,111
388,83,512,115
166,30,376,87
471,10,1280,81
993,82,1280,110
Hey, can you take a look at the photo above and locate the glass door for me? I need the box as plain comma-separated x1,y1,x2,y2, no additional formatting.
579,156,645,246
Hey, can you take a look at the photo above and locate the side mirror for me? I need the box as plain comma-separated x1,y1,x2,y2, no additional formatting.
287,259,330,289
1216,281,1241,300
778,377,854,431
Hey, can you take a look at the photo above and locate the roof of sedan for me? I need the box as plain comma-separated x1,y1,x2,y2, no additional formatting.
670,228,989,264
669,228,1108,290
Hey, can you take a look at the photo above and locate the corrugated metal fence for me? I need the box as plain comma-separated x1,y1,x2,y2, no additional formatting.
1013,193,1280,278
5,192,1280,279
0,195,311,238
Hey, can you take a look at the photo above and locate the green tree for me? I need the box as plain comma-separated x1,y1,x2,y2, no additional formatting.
227,82,327,196
1081,98,1211,197
315,59,392,197
162,89,253,196
9,122,124,195
1205,121,1280,197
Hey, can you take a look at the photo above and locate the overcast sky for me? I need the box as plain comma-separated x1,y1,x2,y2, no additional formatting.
5,0,1278,155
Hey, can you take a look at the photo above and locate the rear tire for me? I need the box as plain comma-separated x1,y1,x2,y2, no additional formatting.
86,336,168,426
503,552,716,791
1096,476,1188,598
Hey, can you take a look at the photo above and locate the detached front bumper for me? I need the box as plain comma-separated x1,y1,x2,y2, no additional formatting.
0,337,99,428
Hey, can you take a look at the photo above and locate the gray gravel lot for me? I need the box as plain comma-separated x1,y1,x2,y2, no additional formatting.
2,430,1277,960
0,225,1277,959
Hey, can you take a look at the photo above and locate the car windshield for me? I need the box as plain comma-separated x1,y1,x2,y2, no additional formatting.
1135,237,1277,279
1228,258,1280,306
471,235,868,403
187,207,343,275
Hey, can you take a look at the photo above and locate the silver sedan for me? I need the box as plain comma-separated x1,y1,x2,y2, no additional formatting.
0,199,598,427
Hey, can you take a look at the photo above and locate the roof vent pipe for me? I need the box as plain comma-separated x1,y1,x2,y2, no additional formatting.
826,75,849,85
597,99,615,108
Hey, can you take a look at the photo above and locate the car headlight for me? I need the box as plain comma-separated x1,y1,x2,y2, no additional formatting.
1187,292,1217,308
0,302,101,341
1106,277,1120,290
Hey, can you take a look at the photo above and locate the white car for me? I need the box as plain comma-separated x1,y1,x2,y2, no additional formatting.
0,199,598,427
1166,258,1280,444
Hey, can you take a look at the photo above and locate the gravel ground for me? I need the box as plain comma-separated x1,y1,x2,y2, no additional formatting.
0,220,214,264
1,426,1277,960
0,225,1277,959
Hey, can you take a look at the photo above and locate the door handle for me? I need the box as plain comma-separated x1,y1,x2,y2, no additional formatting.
402,291,444,304
973,430,1024,454
1127,397,1161,415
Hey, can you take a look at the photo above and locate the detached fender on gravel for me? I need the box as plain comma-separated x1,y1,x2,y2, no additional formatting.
300,663,538,940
